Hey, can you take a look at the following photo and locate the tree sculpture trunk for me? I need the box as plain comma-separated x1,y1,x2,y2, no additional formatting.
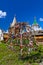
20,25,23,56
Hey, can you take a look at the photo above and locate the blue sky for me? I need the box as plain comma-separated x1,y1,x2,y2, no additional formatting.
0,0,43,31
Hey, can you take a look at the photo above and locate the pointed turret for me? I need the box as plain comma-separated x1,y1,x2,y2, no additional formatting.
32,17,41,31
33,16,38,25
10,16,17,27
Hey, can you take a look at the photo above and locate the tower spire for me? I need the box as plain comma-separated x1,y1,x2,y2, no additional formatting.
33,16,37,25
11,16,17,27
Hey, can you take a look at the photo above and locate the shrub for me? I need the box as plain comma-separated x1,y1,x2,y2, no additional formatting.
31,63,39,65
22,39,29,45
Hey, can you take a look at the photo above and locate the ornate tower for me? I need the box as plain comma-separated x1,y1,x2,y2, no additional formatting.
32,17,40,31
10,16,17,27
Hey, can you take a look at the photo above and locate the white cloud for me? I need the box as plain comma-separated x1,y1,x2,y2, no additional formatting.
39,18,43,21
0,10,7,18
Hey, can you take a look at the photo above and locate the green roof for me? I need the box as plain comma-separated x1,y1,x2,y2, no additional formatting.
33,18,37,25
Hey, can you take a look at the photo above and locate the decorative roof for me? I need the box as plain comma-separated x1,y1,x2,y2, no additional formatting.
32,17,38,26
33,19,37,25
10,17,17,27
32,17,43,31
